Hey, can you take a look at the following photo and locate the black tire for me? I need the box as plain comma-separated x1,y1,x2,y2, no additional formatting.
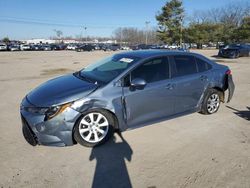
200,89,221,115
73,109,115,147
232,51,239,58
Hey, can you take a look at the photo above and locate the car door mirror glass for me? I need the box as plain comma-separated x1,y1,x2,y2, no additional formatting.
130,78,147,90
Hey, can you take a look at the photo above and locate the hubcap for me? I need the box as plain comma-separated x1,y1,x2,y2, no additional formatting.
207,93,220,113
79,112,109,143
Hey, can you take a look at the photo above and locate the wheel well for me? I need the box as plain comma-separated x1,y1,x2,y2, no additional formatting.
71,108,119,144
212,87,224,102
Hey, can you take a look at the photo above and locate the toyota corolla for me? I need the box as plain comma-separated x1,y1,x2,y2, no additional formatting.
20,50,235,147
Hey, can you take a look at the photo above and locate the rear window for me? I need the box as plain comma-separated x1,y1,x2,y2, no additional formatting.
196,57,212,72
173,55,197,77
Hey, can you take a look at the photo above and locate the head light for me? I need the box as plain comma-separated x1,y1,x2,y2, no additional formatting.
45,103,72,120
25,103,71,120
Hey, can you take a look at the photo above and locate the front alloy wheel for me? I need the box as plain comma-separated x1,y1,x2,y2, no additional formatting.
74,110,114,147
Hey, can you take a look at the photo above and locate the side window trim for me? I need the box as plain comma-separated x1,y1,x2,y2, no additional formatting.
170,55,199,78
195,57,212,73
121,56,170,87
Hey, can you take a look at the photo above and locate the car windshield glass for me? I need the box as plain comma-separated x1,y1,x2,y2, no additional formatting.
80,54,140,84
226,44,239,48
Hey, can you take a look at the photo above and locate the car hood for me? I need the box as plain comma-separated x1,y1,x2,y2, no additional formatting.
222,47,239,50
27,74,98,107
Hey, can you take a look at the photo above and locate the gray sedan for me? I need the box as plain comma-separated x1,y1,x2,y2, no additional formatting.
20,50,235,147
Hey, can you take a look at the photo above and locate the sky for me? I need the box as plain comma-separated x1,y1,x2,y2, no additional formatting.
0,0,245,39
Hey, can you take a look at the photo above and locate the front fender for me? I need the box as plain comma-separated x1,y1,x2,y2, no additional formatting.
72,97,128,131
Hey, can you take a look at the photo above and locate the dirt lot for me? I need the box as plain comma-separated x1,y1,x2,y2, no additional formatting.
0,50,249,188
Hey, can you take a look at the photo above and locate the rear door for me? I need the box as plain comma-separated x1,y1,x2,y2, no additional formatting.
170,55,210,113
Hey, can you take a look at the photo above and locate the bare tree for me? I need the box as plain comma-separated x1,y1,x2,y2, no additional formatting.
53,29,63,39
113,27,160,45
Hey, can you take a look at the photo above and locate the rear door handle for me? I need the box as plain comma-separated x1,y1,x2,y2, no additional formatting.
165,83,175,90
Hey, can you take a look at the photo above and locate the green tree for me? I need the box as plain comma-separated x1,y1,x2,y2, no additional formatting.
2,37,10,44
185,23,223,49
235,17,250,43
156,0,184,44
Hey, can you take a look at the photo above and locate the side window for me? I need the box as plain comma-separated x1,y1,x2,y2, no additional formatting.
196,57,212,72
130,57,169,84
173,55,197,77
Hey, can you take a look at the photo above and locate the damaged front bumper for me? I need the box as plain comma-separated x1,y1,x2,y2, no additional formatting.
20,97,82,146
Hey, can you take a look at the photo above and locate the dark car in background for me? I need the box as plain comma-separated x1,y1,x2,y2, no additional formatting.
76,44,95,52
131,44,150,50
50,44,61,50
9,44,20,51
20,50,235,147
102,44,120,51
218,44,250,58
41,45,52,51
31,44,43,51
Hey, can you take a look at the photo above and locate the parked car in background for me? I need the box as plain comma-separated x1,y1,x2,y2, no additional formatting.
120,46,130,50
130,44,148,50
102,44,120,51
218,44,250,58
20,50,235,147
168,44,178,49
41,45,52,51
20,44,31,51
9,45,20,51
0,43,7,51
31,44,42,51
50,44,61,50
67,44,78,50
93,44,101,50
58,44,67,50
75,44,95,52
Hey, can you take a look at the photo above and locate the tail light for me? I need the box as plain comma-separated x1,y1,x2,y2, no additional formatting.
226,69,232,75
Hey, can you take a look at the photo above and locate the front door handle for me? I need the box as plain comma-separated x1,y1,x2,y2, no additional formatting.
200,75,208,81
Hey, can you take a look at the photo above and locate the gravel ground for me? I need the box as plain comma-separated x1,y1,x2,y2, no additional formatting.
0,50,249,188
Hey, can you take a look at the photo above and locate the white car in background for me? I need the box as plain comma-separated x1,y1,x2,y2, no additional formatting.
20,44,31,51
120,46,130,50
67,44,77,50
168,44,178,49
0,44,7,51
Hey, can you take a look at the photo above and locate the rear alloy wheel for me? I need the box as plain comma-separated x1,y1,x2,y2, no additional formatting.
200,89,221,115
207,93,220,114
74,110,114,147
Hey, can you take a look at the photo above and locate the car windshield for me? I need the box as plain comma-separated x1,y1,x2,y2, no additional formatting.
225,44,240,48
79,54,140,84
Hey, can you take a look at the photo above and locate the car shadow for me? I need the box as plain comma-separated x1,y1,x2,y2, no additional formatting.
89,132,133,188
226,106,250,121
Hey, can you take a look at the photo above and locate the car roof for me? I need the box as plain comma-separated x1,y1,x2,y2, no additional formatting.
117,50,194,58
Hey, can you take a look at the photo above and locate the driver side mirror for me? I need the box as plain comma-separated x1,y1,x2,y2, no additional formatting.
130,78,147,90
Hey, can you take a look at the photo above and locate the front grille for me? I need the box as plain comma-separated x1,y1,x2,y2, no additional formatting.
21,115,38,146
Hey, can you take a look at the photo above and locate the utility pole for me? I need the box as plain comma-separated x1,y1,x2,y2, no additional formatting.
84,27,87,43
180,14,184,47
120,28,123,45
145,21,150,45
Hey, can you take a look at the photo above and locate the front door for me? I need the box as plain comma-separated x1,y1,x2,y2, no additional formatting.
122,57,175,128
